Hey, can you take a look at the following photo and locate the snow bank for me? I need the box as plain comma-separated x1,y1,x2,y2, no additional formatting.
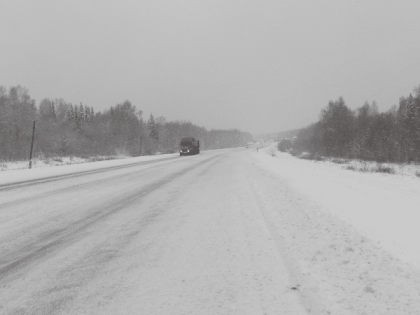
254,144,420,269
0,154,178,187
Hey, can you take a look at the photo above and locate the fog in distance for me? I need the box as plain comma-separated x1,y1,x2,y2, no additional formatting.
1,0,420,135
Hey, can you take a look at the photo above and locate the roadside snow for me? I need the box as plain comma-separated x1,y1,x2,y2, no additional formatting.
0,155,133,171
0,154,178,187
245,155,420,314
254,143,420,270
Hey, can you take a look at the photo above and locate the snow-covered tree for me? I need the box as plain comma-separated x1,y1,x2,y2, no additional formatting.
148,114,159,141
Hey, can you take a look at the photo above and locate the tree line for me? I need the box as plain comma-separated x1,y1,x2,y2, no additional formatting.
0,85,253,161
293,85,420,163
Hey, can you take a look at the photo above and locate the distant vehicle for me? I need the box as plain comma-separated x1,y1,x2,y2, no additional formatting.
179,137,200,156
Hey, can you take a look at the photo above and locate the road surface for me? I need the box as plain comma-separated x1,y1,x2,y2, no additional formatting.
2,148,420,314
0,149,311,314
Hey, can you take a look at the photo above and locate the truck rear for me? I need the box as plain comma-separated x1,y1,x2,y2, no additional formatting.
179,137,200,156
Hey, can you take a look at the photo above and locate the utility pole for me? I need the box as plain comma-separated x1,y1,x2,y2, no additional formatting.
29,121,36,169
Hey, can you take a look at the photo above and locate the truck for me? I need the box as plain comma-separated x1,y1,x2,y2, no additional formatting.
179,137,200,156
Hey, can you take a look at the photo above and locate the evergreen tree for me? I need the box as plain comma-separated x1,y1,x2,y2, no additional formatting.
319,97,355,157
79,103,85,122
68,104,74,121
49,101,56,119
0,85,256,160
75,110,81,131
406,94,416,138
0,86,36,160
39,98,52,119
84,105,90,122
148,114,159,140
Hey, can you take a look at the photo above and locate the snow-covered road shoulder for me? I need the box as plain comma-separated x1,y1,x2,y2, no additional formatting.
253,144,420,268
250,144,420,314
0,154,178,187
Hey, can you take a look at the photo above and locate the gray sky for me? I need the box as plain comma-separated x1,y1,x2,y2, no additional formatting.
1,0,420,135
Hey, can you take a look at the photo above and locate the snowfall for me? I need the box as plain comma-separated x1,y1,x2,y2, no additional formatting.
1,143,420,314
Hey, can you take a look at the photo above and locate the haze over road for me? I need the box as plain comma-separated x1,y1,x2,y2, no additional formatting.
0,149,309,314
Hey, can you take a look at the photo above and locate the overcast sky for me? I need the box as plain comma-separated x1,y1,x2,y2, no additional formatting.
1,0,420,135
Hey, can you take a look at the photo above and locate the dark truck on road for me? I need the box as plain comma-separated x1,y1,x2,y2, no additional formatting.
179,137,200,156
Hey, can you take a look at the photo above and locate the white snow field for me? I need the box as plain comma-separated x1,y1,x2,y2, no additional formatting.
257,144,420,268
0,147,419,314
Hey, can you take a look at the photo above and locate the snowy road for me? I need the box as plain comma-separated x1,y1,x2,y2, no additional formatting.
0,149,306,314
1,148,420,314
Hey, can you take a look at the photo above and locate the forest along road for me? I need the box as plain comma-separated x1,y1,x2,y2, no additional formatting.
0,149,313,315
